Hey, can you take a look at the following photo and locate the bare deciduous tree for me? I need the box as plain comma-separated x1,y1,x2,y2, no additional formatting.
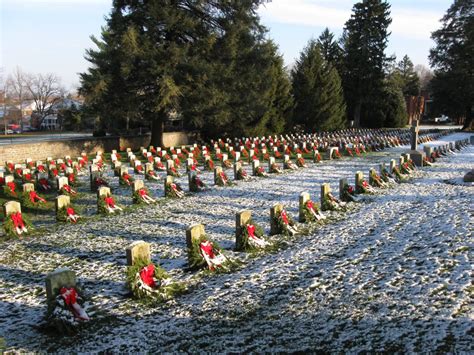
6,66,29,125
25,72,65,125
414,64,433,93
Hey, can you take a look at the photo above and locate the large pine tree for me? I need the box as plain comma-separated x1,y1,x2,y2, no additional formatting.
292,40,346,132
430,0,473,130
392,55,420,97
341,0,392,127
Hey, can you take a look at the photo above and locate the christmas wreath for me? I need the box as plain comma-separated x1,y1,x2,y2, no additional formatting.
120,172,134,186
215,171,232,186
356,179,376,194
237,220,270,252
165,181,185,198
57,205,81,223
3,211,33,238
44,285,93,335
284,159,298,170
21,190,48,209
341,184,360,202
189,174,206,191
168,166,181,177
60,184,77,197
3,181,18,198
255,166,268,177
205,159,215,171
270,162,283,174
146,170,160,181
369,170,388,188
236,167,250,181
303,200,326,222
274,209,298,236
98,195,123,214
92,176,109,190
126,257,187,303
296,157,307,168
321,192,346,211
188,235,236,272
37,178,52,191
133,187,156,204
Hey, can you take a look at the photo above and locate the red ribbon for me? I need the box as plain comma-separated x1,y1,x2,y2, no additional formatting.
348,186,354,194
281,210,289,225
29,191,46,203
219,172,227,183
139,264,156,288
7,181,16,195
200,241,216,259
306,200,315,212
68,174,75,183
104,196,115,207
10,212,26,230
25,173,32,181
138,189,147,197
246,224,256,239
60,287,78,306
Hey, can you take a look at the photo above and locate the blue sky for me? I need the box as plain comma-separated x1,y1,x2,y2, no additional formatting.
1,0,452,90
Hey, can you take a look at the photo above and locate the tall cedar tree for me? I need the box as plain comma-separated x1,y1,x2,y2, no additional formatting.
80,0,292,144
342,0,392,127
186,1,292,139
429,0,473,130
292,40,346,132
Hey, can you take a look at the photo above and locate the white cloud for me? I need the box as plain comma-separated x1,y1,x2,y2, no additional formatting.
259,0,442,40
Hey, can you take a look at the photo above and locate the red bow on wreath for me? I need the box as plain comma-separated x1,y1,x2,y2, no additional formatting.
280,210,289,225
306,200,315,212
29,191,46,203
138,188,148,197
7,181,16,195
139,264,156,288
246,224,256,239
104,196,115,207
11,212,26,230
200,241,216,259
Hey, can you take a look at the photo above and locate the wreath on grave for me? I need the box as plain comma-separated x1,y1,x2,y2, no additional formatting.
154,160,166,171
274,151,282,159
60,184,78,197
165,181,185,198
296,157,307,168
274,209,298,236
146,170,160,181
49,167,59,179
21,190,48,209
332,149,342,159
236,167,250,181
400,162,412,175
168,166,181,177
173,158,182,168
322,192,346,211
37,178,52,191
215,171,232,186
341,184,361,202
3,181,18,198
345,147,354,157
3,211,33,238
190,174,206,191
270,162,283,174
222,159,233,169
98,195,123,215
133,187,156,205
303,200,326,222
92,176,109,190
134,164,145,175
44,285,93,335
369,170,388,188
391,166,406,182
314,151,322,163
14,168,23,180
423,156,433,167
120,172,134,186
188,235,236,272
66,173,78,187
5,162,14,174
380,168,397,184
255,166,268,177
406,159,417,170
126,257,187,303
57,205,81,223
22,173,35,184
284,159,298,170
356,179,376,194
237,220,270,252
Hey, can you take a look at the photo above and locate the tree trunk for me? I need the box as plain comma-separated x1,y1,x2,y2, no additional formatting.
353,100,362,127
462,105,473,131
150,114,165,147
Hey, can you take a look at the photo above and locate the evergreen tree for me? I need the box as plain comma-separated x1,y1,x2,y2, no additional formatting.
292,40,346,132
317,28,342,66
393,55,420,96
341,0,392,127
430,0,473,130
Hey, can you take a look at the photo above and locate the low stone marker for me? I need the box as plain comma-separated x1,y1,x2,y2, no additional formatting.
3,200,21,217
57,176,68,191
270,203,284,235
97,186,111,199
252,160,260,176
186,223,205,248
45,268,77,302
339,178,349,200
133,180,144,193
299,192,310,223
234,161,243,180
126,241,151,266
326,147,337,160
56,195,71,214
22,183,35,193
113,161,122,177
235,209,252,251
320,183,331,211
355,171,364,189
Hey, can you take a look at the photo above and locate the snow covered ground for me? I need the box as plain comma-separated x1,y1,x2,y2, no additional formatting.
0,133,473,352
